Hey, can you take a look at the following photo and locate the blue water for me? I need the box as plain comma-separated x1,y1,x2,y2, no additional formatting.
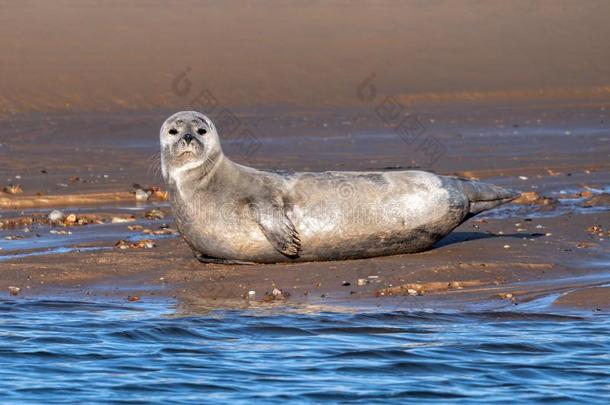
0,299,608,404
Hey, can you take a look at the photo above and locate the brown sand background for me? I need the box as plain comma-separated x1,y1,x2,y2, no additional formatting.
1,0,610,114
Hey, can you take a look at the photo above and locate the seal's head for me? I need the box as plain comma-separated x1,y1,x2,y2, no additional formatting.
160,111,222,181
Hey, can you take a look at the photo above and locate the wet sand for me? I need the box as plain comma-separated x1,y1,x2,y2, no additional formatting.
1,209,608,312
1,102,609,312
1,0,609,312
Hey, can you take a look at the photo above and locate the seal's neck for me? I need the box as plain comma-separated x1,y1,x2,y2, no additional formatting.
166,150,225,197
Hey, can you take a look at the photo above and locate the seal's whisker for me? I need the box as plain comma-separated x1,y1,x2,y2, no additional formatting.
146,152,163,180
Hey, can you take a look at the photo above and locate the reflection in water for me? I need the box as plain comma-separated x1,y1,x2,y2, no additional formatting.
0,299,608,403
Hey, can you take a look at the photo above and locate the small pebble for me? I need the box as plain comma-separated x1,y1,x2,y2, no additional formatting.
141,240,155,249
3,184,22,194
64,214,77,224
503,245,511,249
111,216,135,223
50,229,72,235
116,239,155,249
248,290,256,300
357,279,369,286
266,288,290,301
134,189,150,201
144,209,165,220
115,240,130,249
48,209,65,223
8,286,21,296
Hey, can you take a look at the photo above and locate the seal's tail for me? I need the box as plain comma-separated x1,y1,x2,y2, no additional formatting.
456,178,520,217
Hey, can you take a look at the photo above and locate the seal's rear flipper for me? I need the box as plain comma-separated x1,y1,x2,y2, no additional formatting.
455,178,520,218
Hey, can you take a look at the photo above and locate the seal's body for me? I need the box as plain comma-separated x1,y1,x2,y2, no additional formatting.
161,111,519,264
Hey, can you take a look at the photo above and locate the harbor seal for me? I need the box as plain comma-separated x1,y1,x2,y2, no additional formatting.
160,111,519,264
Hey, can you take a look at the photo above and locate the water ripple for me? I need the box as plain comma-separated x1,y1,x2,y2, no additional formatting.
0,299,608,403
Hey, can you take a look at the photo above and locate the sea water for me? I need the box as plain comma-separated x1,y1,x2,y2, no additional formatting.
0,298,608,403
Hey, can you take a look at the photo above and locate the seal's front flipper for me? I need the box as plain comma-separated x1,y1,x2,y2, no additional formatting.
194,252,256,265
252,200,301,258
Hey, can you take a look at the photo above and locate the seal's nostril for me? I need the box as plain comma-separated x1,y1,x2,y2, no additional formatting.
183,133,193,144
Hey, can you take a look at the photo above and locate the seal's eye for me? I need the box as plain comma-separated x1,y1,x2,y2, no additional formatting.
168,128,178,135
197,128,207,135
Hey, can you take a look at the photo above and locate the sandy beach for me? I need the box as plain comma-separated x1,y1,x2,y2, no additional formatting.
1,102,608,312
0,0,609,313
